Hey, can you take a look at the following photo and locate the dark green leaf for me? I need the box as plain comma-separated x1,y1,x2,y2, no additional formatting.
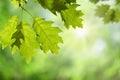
11,22,24,49
61,4,83,28
104,9,115,23
89,0,100,4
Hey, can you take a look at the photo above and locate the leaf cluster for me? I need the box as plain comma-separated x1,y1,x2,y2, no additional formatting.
37,0,83,28
89,0,120,23
0,0,83,63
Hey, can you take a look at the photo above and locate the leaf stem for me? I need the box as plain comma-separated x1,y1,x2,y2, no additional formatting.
20,6,34,19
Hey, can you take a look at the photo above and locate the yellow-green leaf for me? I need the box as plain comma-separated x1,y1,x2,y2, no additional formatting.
33,17,63,54
0,16,18,49
19,21,39,63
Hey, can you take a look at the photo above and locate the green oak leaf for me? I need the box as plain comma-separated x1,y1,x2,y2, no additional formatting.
104,9,115,23
0,16,18,49
37,0,67,14
61,4,83,28
52,0,67,13
19,21,39,63
33,17,63,54
95,5,110,17
37,0,77,14
37,0,54,10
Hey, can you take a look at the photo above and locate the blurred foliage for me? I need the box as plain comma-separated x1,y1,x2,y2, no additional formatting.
90,0,120,23
0,0,10,28
0,0,120,80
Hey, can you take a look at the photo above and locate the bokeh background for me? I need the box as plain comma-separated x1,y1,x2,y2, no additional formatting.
0,0,120,80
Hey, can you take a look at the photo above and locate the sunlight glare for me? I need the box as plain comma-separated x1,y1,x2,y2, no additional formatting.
74,27,88,39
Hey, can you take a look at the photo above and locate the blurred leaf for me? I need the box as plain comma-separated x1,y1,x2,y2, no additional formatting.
95,5,110,17
89,0,100,4
114,9,120,22
116,0,120,4
104,9,120,23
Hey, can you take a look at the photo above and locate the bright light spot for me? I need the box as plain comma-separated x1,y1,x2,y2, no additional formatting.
74,28,88,39
91,39,106,56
